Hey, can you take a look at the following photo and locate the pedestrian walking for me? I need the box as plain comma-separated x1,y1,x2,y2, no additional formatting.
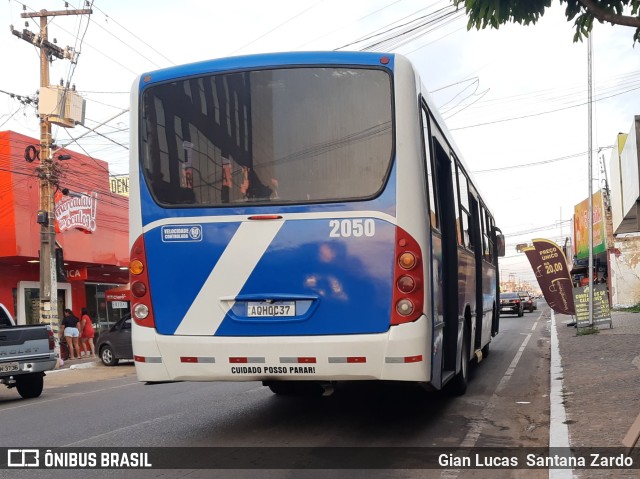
60,308,81,360
79,307,96,358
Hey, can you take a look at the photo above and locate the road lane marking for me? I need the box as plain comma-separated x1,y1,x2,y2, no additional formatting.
0,381,137,413
495,331,533,393
440,318,539,479
549,310,574,479
62,415,176,447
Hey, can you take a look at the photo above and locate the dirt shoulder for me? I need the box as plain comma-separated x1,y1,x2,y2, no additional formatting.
44,361,137,388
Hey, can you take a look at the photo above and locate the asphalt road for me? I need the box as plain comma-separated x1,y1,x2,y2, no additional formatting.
0,308,551,479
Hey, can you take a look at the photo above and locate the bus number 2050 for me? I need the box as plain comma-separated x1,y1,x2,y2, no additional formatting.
329,219,375,238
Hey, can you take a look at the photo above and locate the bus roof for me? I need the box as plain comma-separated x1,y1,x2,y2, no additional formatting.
137,51,395,88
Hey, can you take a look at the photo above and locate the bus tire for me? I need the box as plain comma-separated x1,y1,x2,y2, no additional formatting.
481,342,490,358
16,373,44,399
447,332,469,396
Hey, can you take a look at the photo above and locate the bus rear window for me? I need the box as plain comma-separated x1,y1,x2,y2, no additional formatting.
140,67,393,206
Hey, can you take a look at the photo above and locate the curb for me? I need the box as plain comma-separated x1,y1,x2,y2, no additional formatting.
48,360,99,374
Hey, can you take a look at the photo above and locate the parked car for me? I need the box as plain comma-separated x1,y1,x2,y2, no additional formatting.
499,292,524,317
517,291,535,313
0,303,57,398
95,314,133,366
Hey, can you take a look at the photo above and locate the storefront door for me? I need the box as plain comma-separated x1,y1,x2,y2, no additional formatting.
17,281,72,325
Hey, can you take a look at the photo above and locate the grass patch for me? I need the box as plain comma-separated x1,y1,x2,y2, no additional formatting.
613,304,640,313
576,326,599,336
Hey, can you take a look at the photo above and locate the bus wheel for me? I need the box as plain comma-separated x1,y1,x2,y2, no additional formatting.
481,342,490,358
447,333,469,396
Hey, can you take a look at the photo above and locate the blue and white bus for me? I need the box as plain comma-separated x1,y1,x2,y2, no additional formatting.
129,51,505,395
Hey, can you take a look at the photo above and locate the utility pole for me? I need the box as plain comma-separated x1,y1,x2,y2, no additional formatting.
587,34,594,326
11,6,91,360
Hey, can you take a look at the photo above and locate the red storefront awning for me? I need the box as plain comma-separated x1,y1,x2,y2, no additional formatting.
105,284,130,302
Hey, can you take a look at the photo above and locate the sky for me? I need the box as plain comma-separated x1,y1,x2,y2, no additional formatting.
2,0,640,287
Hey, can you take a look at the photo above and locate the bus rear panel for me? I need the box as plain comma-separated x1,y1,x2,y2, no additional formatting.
130,53,434,384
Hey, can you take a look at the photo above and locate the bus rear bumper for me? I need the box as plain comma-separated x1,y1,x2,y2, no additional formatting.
132,316,432,383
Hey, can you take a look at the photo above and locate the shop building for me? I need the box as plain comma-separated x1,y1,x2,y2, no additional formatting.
607,116,640,307
0,130,129,330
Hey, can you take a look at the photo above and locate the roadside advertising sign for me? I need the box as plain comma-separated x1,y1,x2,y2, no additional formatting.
571,284,613,329
574,190,606,260
523,238,575,316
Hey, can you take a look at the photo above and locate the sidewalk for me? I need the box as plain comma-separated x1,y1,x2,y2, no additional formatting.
555,310,640,464
55,354,99,371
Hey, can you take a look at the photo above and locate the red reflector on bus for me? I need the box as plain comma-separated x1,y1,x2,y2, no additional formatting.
181,357,198,363
248,215,283,220
404,355,423,363
229,357,248,363
134,355,146,362
131,281,147,298
347,357,366,363
298,357,316,363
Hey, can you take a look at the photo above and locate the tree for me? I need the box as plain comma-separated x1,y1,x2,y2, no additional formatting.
453,0,640,43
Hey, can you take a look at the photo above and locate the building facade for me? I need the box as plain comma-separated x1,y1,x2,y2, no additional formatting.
0,130,129,330
607,119,640,307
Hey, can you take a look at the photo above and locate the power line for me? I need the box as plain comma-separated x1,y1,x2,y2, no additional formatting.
0,108,22,129
91,3,175,66
450,84,640,131
472,150,600,174
228,0,324,55
504,220,572,238
364,9,463,52
336,3,454,50
63,0,94,89
295,0,407,49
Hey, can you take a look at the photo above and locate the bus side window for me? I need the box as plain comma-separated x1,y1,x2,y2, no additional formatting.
480,205,491,262
449,156,462,246
420,106,439,230
452,156,473,249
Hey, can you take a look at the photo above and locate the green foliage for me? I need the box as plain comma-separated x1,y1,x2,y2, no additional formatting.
613,303,640,312
453,0,640,43
576,326,600,335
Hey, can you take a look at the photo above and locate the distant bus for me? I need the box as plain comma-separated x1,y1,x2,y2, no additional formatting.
129,51,505,395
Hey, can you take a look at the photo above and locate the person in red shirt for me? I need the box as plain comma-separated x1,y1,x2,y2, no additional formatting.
79,307,96,358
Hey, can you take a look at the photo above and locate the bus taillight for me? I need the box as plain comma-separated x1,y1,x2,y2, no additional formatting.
129,235,155,328
131,281,147,297
391,227,423,325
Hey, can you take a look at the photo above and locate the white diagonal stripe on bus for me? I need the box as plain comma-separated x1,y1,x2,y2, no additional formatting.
143,210,396,233
174,220,284,335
